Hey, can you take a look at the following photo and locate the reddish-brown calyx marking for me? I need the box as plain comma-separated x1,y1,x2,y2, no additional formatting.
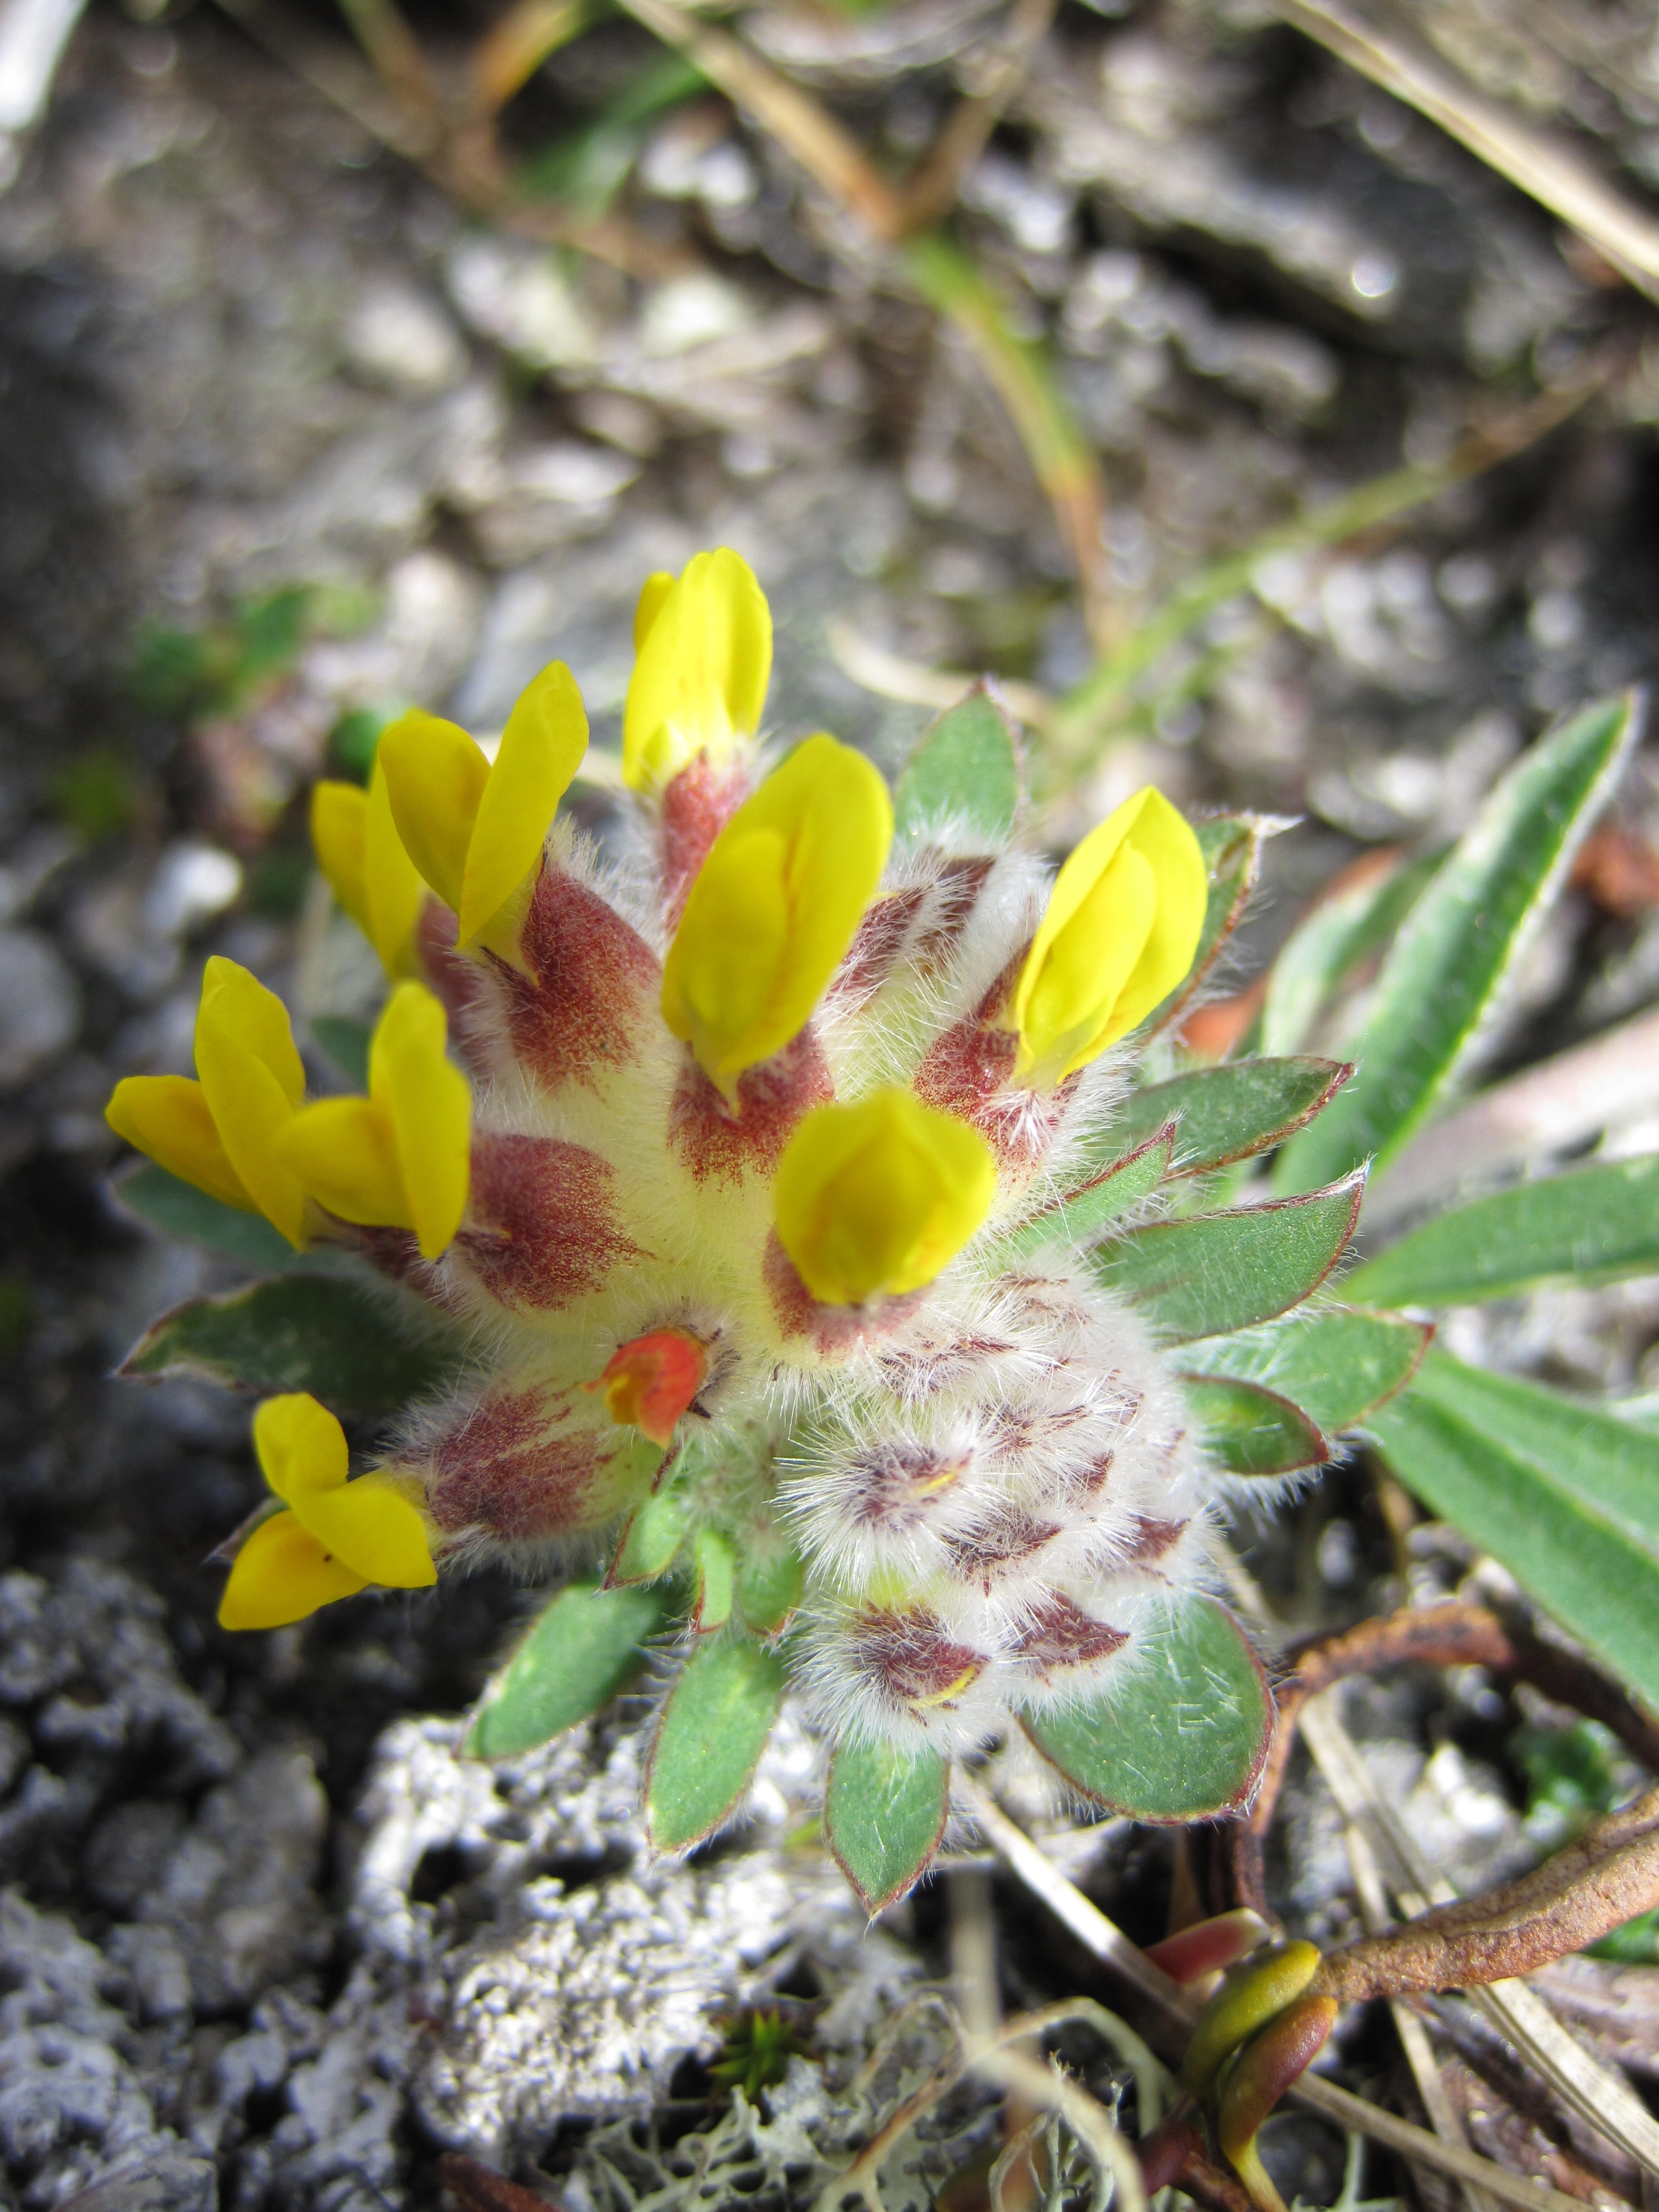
586,1329,709,1446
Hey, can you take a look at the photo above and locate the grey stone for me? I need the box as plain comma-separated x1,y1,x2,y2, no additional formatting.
0,928,79,1089
342,279,469,397
60,2147,217,2211
139,1751,330,2015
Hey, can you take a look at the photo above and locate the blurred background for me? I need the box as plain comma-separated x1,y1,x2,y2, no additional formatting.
1,0,1658,2204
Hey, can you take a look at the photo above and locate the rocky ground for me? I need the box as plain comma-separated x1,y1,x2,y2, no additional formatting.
1,1,1658,2205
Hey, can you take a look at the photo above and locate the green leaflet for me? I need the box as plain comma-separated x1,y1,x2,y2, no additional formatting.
1112,1058,1350,1178
1373,1366,1659,1714
113,1162,311,1274
469,1580,668,1759
1182,1375,1329,1475
1180,1305,1430,1434
119,1274,465,1416
738,1547,805,1634
998,1124,1175,1256
825,1739,950,1915
311,1015,374,1090
610,1489,687,1585
893,683,1024,848
646,1638,786,1853
1349,1154,1659,1308
1024,1597,1270,1819
1259,853,1437,1059
693,1528,737,1631
1145,813,1264,1035
1277,695,1639,1193
1407,1351,1659,1556
1091,1173,1364,1341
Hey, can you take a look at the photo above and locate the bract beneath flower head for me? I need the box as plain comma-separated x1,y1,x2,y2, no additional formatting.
660,732,892,1100
1011,786,1207,1088
623,548,771,796
218,1392,435,1630
278,980,471,1260
774,1087,998,1306
378,660,587,963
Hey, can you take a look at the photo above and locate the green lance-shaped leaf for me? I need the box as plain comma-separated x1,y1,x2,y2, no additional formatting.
647,1636,786,1853
1277,694,1639,1193
119,1274,466,1416
1091,1173,1365,1342
893,681,1024,848
1406,1351,1659,1557
1259,852,1437,1059
1373,1361,1659,1713
1348,1154,1659,1309
1111,1058,1352,1179
826,1738,950,1914
113,1161,312,1274
998,1123,1175,1258
1183,1375,1329,1475
1182,1305,1430,1434
469,1580,669,1759
1024,1597,1271,1819
1144,813,1266,1036
692,1527,737,1632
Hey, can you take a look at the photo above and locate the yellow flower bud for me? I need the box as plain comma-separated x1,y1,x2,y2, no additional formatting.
1011,787,1207,1086
105,957,311,1243
774,1087,997,1306
378,660,588,958
279,981,469,1260
661,733,892,1098
623,548,771,795
218,1392,435,1630
311,758,426,976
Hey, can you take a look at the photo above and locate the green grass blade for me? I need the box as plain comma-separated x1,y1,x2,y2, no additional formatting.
1349,1154,1659,1308
1373,1375,1659,1713
1259,854,1437,1059
1276,695,1640,1193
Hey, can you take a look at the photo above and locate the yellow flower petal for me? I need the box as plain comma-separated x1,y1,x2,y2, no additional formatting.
254,1389,349,1504
250,1390,436,1589
1011,787,1207,1084
633,569,675,651
458,660,588,948
622,548,771,794
661,733,891,1093
370,982,471,1259
311,781,371,938
363,757,427,976
379,707,490,917
774,1087,997,1305
193,958,309,1248
278,1095,407,1228
217,1509,367,1630
105,1074,254,1213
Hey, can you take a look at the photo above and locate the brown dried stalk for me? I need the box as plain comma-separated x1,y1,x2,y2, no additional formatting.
1231,1601,1659,1914
1314,1788,1659,2004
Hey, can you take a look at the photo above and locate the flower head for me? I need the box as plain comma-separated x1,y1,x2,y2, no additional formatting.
774,1088,998,1305
106,956,310,1247
279,981,469,1259
1011,786,1206,1086
218,1392,435,1630
623,548,771,796
310,757,427,976
660,732,891,1099
378,659,588,960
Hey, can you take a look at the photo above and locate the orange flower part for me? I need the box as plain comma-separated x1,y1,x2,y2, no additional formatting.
587,1329,708,1447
